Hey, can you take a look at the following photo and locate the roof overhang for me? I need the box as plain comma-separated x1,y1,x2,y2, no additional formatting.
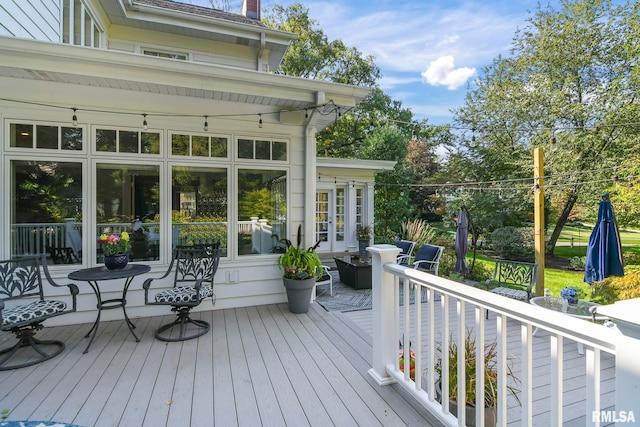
0,37,370,129
317,157,397,179
95,0,296,71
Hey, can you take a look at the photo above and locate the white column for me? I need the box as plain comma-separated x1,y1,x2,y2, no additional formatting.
368,244,401,385
595,299,640,425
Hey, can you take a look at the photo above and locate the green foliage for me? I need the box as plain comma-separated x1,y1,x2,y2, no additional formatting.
592,273,640,305
263,3,379,87
490,227,534,261
450,0,640,254
400,218,436,249
623,251,640,266
276,225,323,280
356,223,372,239
435,328,520,408
373,167,415,240
1,409,9,421
465,259,494,283
569,256,586,270
237,188,275,221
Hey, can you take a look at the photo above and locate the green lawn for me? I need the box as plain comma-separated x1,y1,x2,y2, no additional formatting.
557,224,640,245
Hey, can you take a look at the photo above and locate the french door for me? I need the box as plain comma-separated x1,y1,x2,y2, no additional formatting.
315,188,346,252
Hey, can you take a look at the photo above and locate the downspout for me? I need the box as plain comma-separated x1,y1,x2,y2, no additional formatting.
304,110,319,249
257,32,265,71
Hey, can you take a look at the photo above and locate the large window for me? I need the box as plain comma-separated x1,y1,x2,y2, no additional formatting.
171,166,228,257
10,123,82,150
96,163,160,262
10,160,83,264
237,169,287,255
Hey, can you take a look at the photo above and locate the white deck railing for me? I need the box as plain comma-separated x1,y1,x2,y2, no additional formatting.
368,245,637,426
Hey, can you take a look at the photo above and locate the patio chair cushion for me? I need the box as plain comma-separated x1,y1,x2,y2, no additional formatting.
415,244,439,262
2,300,68,326
154,285,214,304
395,240,413,255
491,287,528,301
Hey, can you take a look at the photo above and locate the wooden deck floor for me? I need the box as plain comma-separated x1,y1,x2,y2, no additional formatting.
0,303,442,427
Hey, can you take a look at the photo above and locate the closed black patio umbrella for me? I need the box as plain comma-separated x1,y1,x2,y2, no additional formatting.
454,207,469,276
584,193,624,284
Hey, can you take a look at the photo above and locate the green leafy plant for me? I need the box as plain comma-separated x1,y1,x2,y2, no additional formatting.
356,223,372,240
569,256,586,270
1,409,9,421
400,218,436,248
97,232,130,256
435,328,521,408
276,225,323,280
592,272,640,304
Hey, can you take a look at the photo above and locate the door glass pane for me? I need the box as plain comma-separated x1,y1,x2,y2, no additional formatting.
316,192,329,243
10,160,83,264
336,187,345,241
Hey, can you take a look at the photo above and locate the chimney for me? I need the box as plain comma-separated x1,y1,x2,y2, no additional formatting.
242,0,260,20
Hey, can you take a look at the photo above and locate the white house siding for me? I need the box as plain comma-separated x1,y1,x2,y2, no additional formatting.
107,25,259,70
0,0,60,41
0,76,308,326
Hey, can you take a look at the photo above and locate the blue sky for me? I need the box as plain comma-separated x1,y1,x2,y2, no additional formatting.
179,0,561,125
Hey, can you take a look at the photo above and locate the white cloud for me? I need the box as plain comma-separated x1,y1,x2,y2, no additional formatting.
421,56,476,90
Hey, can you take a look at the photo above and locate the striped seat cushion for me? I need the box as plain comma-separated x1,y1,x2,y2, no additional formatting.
154,285,214,304
491,287,528,301
2,300,67,326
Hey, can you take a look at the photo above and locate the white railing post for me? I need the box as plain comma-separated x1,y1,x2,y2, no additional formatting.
595,299,640,424
368,244,401,385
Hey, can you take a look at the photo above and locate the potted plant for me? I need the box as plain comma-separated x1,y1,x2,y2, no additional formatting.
98,231,130,270
276,225,323,313
356,224,372,260
434,328,521,427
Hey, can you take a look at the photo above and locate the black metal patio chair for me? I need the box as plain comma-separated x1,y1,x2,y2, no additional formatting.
143,244,221,342
0,255,79,370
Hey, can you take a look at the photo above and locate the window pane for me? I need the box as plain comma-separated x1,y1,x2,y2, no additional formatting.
238,139,253,159
237,169,287,255
10,160,83,264
192,136,209,157
96,163,160,262
96,129,116,152
211,136,227,158
62,127,83,150
172,166,228,257
272,141,287,160
10,124,33,148
119,131,138,153
84,12,91,46
141,132,160,154
36,125,58,149
73,0,81,45
172,134,189,156
255,140,270,160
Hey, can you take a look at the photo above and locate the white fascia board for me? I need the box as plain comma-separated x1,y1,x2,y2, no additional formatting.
317,157,397,177
0,37,369,108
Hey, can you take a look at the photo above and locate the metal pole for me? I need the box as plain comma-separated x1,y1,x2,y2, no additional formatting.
534,148,545,297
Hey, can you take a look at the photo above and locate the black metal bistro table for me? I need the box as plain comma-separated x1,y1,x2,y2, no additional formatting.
69,264,150,353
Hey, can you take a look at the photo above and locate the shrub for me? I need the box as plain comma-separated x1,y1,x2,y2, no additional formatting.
400,218,436,249
465,260,494,283
591,272,640,305
490,227,534,261
570,256,586,270
623,251,640,265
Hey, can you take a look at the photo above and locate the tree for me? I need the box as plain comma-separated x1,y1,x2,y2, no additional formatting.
451,0,639,254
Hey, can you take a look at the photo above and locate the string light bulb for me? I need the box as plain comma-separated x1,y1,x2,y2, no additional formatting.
204,115,209,131
142,113,148,130
258,114,263,128
72,108,78,126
